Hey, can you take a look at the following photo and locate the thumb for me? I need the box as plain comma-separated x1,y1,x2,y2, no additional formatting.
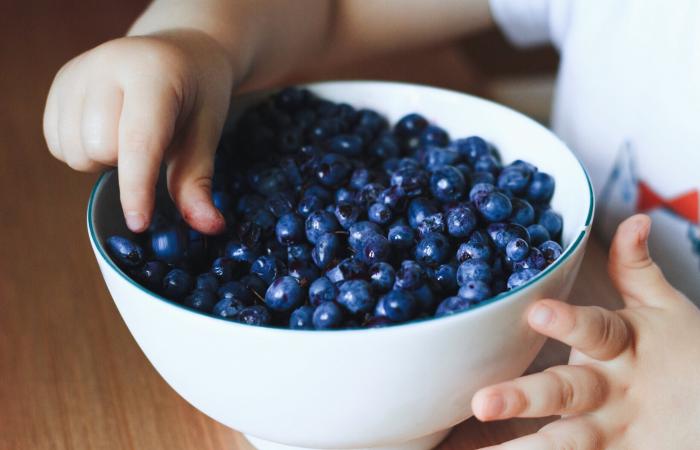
166,108,226,235
608,214,679,307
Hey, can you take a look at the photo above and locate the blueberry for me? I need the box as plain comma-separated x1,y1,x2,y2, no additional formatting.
364,316,393,328
304,184,334,203
149,226,187,264
162,268,193,300
424,146,460,171
212,190,233,214
236,305,272,326
106,236,144,268
240,274,267,300
510,198,536,226
369,262,396,294
251,209,276,235
305,210,339,244
213,297,246,320
183,289,217,312
488,222,530,251
136,261,168,292
369,133,400,159
251,167,288,196
350,168,373,190
454,136,489,164
287,243,312,264
312,301,344,329
538,209,563,238
334,202,361,229
337,280,374,315
506,238,530,262
419,125,450,147
236,194,265,217
435,296,476,317
289,305,315,329
316,153,352,187
469,182,496,205
390,167,428,197
335,188,356,204
326,134,363,156
430,166,466,202
527,224,551,247
309,277,337,306
507,268,541,290
446,205,477,238
375,290,418,322
474,154,502,175
415,232,451,267
274,87,306,111
368,202,393,225
513,248,547,271
348,221,382,250
287,259,320,285
478,192,513,222
377,186,407,211
236,220,263,249
225,241,260,265
387,223,416,249
265,276,303,312
457,259,492,285
527,172,555,204
395,260,426,290
276,126,303,153
309,118,341,143
457,280,492,302
395,113,429,138
407,197,439,229
275,213,305,245
497,167,531,195
360,234,391,265
432,264,458,294
539,240,563,264
417,212,446,238
250,255,286,284
325,258,367,283
355,182,385,207
218,280,254,305
411,284,436,313
211,257,237,283
266,191,295,217
195,272,219,292
312,232,340,269
297,195,325,218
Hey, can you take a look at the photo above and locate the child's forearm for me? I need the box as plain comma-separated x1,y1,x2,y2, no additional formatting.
128,0,493,90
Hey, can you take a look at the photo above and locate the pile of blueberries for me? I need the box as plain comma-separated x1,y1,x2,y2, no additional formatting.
105,87,564,330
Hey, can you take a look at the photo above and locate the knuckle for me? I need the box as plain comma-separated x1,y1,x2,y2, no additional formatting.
545,369,576,411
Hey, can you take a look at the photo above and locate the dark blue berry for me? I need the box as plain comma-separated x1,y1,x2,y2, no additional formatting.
250,255,286,284
349,168,372,190
312,232,340,269
287,259,320,285
375,290,418,322
236,305,272,326
430,165,466,202
106,236,144,268
326,134,363,156
527,172,555,204
424,146,461,171
325,258,367,283
478,192,513,222
369,133,399,159
507,268,541,290
309,277,337,306
211,257,237,283
360,234,391,265
469,182,496,205
497,167,531,195
417,212,446,238
419,125,450,147
435,296,476,317
162,268,193,300
337,280,374,314
136,261,168,292
513,248,547,271
334,202,361,229
296,195,324,218
251,167,288,196
225,241,260,265
289,305,315,329
316,153,352,187
471,171,496,185
265,276,303,312
388,222,415,249
213,297,245,320
195,272,219,292
407,197,439,229
377,186,407,211
395,260,426,290
474,154,501,174
527,224,551,247
369,262,396,294
391,167,428,197
538,209,563,238
506,238,530,262
355,182,385,207
456,240,493,263
348,221,382,250
218,280,254,305
312,301,344,329
240,274,267,300
415,232,451,267
457,259,492,285
368,202,393,225
454,136,489,164
539,240,563,264
446,205,477,238
335,187,356,204
432,264,458,294
183,289,216,312
275,213,305,245
510,198,536,226
305,210,339,244
395,113,428,138
457,280,492,302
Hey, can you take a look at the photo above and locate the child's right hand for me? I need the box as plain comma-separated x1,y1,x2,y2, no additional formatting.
43,31,234,234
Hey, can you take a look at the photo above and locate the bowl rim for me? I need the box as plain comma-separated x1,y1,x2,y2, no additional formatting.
87,80,595,334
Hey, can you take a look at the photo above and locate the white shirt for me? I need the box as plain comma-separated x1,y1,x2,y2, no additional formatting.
490,0,700,300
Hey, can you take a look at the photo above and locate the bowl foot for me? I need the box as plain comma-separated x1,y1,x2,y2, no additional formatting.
244,428,452,450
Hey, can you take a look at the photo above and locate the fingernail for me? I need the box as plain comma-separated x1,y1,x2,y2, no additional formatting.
482,394,505,418
125,211,146,232
530,304,554,327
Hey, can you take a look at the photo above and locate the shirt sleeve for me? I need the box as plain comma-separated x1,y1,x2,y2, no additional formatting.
489,0,554,47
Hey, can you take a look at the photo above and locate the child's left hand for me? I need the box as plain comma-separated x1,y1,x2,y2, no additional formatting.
472,214,700,450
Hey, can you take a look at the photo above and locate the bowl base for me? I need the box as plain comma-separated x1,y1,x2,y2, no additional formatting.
244,428,452,450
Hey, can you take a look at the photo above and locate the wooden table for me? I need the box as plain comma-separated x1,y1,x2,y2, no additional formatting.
0,2,621,449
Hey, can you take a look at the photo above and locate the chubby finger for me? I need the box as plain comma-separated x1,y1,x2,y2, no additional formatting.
166,108,226,235
473,365,608,421
43,78,62,161
478,416,604,450
58,86,105,172
527,300,631,360
117,81,179,232
81,82,122,166
608,214,679,307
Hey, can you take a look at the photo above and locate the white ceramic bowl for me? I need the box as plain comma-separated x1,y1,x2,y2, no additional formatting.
88,81,594,450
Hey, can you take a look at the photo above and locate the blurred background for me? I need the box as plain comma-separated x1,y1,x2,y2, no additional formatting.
0,1,560,449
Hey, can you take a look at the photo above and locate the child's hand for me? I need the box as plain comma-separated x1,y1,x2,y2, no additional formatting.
43,31,234,234
472,214,700,449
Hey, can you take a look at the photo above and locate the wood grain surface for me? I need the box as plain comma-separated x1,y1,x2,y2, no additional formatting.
0,2,621,449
